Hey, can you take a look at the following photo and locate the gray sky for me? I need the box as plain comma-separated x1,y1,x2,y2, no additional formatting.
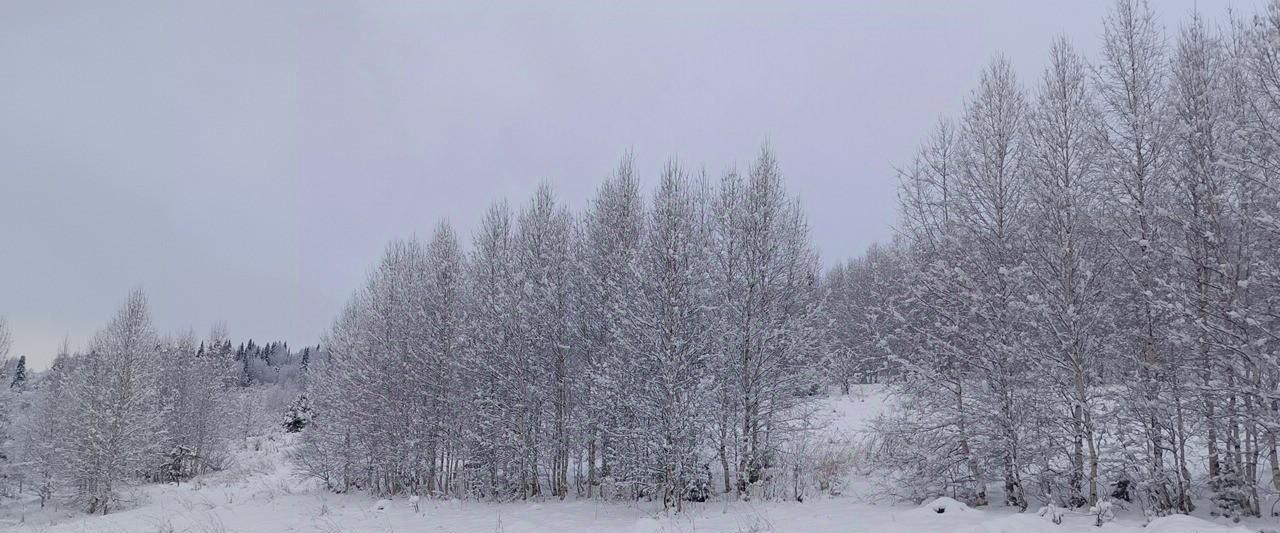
0,0,1256,368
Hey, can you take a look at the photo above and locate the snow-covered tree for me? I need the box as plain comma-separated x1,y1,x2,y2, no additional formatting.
824,242,900,391
865,0,1280,518
1238,0,1280,510
623,161,713,509
156,326,235,480
1094,0,1191,515
877,118,990,505
576,155,645,498
1022,37,1113,508
420,221,470,494
283,393,311,433
18,342,76,507
465,200,523,498
710,147,824,498
9,355,26,391
951,55,1033,511
514,183,578,499
66,289,163,514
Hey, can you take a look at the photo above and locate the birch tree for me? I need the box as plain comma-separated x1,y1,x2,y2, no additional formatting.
67,289,163,514
466,201,523,498
514,184,577,498
713,147,824,498
624,161,713,509
1024,37,1112,508
953,55,1033,511
577,156,645,498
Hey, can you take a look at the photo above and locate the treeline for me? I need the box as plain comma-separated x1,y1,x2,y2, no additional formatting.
300,151,826,509
835,0,1280,520
0,300,320,514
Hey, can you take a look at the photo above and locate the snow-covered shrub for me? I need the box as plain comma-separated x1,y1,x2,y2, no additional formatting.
1089,499,1114,526
1109,477,1133,502
1037,504,1065,525
684,465,712,503
809,439,857,497
866,408,988,506
769,427,859,502
229,388,277,446
160,445,200,483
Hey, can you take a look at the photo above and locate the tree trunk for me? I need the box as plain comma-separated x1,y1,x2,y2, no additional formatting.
956,379,987,506
1070,402,1086,508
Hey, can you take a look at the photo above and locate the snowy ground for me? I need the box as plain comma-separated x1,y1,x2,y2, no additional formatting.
0,386,1268,533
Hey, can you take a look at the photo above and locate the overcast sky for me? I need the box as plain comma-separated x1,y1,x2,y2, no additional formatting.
0,0,1259,368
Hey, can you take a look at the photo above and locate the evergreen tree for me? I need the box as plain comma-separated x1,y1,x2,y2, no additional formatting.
9,355,26,390
283,394,312,433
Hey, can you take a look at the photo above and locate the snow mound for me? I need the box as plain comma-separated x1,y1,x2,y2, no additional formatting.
1145,514,1255,533
917,496,971,515
372,498,392,511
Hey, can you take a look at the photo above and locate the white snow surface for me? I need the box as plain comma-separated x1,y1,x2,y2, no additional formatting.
0,386,1265,533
